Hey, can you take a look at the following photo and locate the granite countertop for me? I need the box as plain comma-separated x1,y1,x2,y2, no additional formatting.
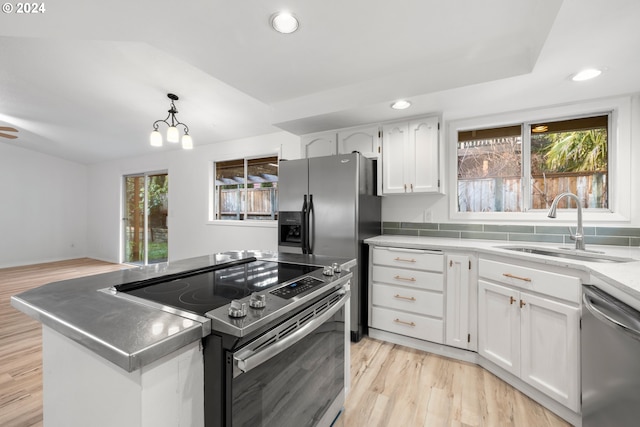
10,251,356,372
366,235,640,311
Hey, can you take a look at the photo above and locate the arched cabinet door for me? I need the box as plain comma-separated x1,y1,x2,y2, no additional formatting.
301,132,337,158
337,125,380,158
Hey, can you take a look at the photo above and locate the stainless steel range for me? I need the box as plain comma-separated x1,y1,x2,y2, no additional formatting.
107,255,352,427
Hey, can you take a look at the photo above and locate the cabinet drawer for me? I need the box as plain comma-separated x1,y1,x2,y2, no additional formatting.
371,306,443,343
372,265,443,291
479,259,580,303
372,283,443,317
373,247,443,272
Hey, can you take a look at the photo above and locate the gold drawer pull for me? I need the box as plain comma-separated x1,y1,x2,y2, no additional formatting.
394,275,416,282
394,318,416,327
394,294,416,301
502,273,532,282
394,257,416,263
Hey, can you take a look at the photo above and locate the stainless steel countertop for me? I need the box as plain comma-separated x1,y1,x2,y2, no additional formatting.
10,251,356,373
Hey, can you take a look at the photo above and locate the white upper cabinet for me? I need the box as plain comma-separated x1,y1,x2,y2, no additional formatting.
337,125,381,158
382,116,441,194
301,132,337,158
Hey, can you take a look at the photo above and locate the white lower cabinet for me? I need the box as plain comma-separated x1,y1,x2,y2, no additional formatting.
369,247,444,343
444,253,476,351
367,242,582,421
478,264,581,413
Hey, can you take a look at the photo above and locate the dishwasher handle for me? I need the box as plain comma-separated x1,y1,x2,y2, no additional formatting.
583,289,640,342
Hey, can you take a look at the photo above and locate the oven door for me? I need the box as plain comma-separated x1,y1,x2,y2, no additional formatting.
228,287,350,427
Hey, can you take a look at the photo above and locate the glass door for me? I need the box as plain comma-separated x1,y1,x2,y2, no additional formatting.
123,172,168,265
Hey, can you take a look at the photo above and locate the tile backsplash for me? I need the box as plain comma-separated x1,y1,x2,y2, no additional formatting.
382,222,640,247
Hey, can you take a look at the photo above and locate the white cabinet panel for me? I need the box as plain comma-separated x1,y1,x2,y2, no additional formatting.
478,280,520,375
445,253,475,350
371,306,443,342
372,265,443,292
301,132,337,158
372,283,443,317
520,292,580,412
382,116,441,194
337,125,380,158
372,247,443,272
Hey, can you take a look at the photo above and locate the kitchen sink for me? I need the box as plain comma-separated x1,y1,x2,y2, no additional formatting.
498,245,636,263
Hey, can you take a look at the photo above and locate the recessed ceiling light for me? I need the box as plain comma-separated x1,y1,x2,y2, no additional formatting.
571,68,602,82
391,100,411,110
271,12,299,34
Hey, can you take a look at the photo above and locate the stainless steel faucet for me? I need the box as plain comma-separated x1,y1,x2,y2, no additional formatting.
547,192,585,250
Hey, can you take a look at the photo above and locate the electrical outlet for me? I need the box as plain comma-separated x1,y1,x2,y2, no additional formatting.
424,209,432,222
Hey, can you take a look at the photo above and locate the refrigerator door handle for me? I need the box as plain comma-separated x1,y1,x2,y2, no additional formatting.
301,195,308,254
307,194,314,254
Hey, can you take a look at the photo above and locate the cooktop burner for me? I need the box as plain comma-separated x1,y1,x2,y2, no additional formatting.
118,259,320,316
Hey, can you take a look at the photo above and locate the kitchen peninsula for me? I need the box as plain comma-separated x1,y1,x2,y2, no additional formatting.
11,251,355,427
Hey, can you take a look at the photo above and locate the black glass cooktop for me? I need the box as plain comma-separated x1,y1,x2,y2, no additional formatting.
117,259,320,315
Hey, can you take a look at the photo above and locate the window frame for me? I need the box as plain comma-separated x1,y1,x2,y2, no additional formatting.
447,96,632,223
208,153,279,225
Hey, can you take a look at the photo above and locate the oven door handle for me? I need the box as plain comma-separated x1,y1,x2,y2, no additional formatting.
234,290,349,375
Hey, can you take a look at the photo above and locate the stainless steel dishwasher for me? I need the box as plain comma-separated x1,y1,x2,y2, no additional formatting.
582,285,640,427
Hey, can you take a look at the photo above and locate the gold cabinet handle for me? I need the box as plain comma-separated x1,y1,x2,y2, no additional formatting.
394,294,416,301
394,257,416,263
502,273,532,282
404,183,407,192
394,275,416,282
510,296,516,305
520,299,526,308
410,183,414,192
394,318,416,327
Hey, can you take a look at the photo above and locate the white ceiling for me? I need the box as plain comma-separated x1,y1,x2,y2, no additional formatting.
1,0,639,164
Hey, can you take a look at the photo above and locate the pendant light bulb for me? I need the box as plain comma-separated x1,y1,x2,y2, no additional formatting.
150,130,163,147
167,126,179,143
181,134,193,150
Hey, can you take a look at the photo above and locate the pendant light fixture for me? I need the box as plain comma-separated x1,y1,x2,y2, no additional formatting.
150,93,193,149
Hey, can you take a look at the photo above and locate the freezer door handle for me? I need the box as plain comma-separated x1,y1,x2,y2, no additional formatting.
307,194,314,254
301,195,308,254
583,290,640,342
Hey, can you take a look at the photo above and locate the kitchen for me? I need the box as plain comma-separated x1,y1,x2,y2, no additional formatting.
2,0,640,426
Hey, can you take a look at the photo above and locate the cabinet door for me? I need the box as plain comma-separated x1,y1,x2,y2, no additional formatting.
478,280,520,376
301,132,337,158
410,117,440,193
337,125,380,158
381,122,408,194
520,292,580,412
445,254,471,350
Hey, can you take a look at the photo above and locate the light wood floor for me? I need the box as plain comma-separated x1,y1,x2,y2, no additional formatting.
0,259,571,427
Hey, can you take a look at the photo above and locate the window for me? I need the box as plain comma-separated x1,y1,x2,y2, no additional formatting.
456,114,609,213
213,156,278,220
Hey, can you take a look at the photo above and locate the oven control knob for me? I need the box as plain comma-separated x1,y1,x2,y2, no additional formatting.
228,300,247,318
323,266,335,276
249,293,266,309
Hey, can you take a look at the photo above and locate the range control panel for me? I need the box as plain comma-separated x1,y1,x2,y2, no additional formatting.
270,276,325,300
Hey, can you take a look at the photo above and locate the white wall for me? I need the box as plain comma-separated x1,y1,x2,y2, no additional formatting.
0,143,88,268
87,131,300,263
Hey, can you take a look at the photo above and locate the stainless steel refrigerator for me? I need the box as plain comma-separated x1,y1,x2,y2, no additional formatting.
278,153,381,341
